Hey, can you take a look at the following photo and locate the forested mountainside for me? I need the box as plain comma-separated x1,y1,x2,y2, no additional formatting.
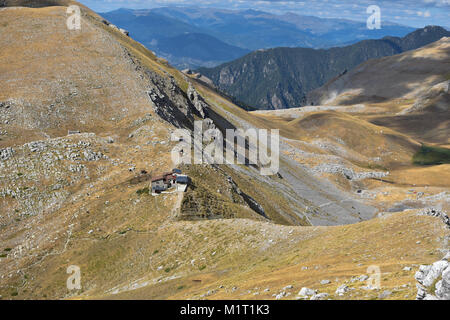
199,26,450,110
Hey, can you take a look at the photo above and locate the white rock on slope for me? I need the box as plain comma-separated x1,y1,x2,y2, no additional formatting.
310,293,329,300
298,287,317,297
335,285,350,296
418,208,450,229
415,254,450,300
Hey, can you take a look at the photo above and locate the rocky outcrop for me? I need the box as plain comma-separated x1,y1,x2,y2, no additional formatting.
28,141,47,153
119,28,129,37
335,284,350,296
106,23,129,36
0,147,14,161
401,80,450,114
298,287,317,297
418,208,450,229
182,69,193,75
226,175,267,218
123,49,216,130
0,101,11,108
146,72,194,128
415,253,450,300
0,101,14,125
312,163,389,181
0,134,110,218
187,83,209,119
310,293,329,300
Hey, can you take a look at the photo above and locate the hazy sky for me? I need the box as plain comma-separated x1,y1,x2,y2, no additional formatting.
79,0,450,28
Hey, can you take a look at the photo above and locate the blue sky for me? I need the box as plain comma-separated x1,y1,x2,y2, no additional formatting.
79,0,450,28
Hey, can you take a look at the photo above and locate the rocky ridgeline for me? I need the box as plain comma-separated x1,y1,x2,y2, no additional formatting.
146,73,214,131
415,252,450,300
101,19,129,37
123,48,214,130
418,208,450,229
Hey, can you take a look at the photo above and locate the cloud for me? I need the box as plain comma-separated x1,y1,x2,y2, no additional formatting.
78,0,449,27
422,0,450,6
417,10,432,17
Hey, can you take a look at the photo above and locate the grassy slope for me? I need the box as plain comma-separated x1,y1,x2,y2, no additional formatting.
308,37,450,107
96,211,448,300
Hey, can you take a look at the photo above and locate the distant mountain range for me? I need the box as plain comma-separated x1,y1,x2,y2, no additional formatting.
101,7,415,69
198,26,450,110
155,33,250,69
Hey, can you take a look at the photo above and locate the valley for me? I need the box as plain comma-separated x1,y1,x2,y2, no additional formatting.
199,26,450,110
100,6,415,69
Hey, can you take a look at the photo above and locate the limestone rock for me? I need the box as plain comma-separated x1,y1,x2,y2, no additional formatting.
298,287,317,297
418,208,450,229
310,293,329,300
119,28,129,36
336,285,350,296
187,83,209,119
0,147,14,161
378,290,392,299
415,255,450,300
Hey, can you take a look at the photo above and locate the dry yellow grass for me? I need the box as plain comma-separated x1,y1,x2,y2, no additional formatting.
88,211,448,300
0,6,158,147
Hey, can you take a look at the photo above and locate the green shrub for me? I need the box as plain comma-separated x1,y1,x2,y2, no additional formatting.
413,145,450,165
136,187,149,195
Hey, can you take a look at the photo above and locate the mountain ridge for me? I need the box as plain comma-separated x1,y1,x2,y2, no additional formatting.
100,6,415,69
199,26,450,110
